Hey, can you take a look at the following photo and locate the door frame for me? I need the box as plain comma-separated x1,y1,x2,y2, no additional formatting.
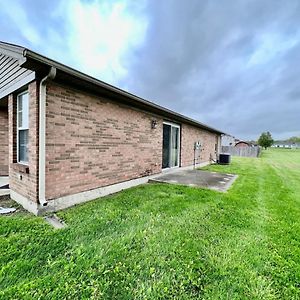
162,121,181,170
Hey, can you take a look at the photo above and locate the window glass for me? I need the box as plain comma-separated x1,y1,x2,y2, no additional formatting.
18,93,29,128
18,96,23,127
19,130,29,162
22,93,29,128
162,123,180,168
17,92,29,163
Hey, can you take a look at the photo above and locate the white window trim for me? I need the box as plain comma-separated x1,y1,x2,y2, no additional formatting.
17,90,29,165
162,121,181,169
163,121,181,129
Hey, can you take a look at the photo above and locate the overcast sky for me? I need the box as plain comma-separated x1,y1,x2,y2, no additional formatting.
1,0,299,140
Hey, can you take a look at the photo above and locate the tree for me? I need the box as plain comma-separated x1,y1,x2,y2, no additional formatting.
288,136,300,143
258,131,274,149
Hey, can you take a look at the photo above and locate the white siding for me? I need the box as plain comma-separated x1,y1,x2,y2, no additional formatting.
0,52,35,99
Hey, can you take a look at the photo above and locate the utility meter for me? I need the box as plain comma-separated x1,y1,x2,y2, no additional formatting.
194,141,201,150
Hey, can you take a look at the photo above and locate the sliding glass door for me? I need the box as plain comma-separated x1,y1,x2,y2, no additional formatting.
162,122,180,168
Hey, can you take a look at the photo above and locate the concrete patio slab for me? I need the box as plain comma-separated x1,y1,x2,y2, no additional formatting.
0,176,9,187
149,169,238,192
0,176,10,196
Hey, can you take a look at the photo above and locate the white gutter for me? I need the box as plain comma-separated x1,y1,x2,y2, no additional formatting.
38,67,56,206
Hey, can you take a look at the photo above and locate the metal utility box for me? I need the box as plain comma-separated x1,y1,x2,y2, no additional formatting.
219,153,231,164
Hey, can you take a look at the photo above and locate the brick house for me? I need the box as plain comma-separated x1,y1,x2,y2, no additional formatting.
0,41,223,215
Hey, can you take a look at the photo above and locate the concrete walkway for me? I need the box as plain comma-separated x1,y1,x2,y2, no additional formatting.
150,169,238,192
0,176,10,196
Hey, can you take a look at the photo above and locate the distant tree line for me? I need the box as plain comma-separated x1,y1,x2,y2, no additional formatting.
278,136,300,143
256,132,300,150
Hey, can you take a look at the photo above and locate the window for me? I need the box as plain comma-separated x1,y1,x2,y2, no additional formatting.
17,91,29,164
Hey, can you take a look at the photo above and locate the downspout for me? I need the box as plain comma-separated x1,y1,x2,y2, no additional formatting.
39,67,56,206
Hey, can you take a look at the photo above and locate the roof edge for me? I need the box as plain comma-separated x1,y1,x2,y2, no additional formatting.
1,41,224,134
0,41,26,62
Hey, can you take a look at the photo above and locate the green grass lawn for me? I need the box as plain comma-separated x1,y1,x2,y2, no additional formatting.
1,149,300,299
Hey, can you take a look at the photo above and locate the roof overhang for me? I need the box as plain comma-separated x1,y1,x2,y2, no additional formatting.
0,41,224,134
0,42,35,99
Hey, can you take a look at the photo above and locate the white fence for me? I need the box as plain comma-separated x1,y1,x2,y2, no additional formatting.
221,146,261,158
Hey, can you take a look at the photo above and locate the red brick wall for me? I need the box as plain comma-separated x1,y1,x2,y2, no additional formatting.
8,81,39,202
45,82,163,200
181,123,218,167
6,80,219,204
0,106,8,176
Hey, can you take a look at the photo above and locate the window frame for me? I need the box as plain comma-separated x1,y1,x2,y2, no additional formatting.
16,90,29,165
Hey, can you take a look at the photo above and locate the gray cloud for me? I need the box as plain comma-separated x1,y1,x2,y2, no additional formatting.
0,0,63,44
118,0,300,140
1,0,299,140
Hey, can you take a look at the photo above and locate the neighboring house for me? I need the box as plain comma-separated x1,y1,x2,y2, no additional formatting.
291,143,300,149
221,134,235,146
235,141,250,148
272,142,300,149
0,41,223,215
